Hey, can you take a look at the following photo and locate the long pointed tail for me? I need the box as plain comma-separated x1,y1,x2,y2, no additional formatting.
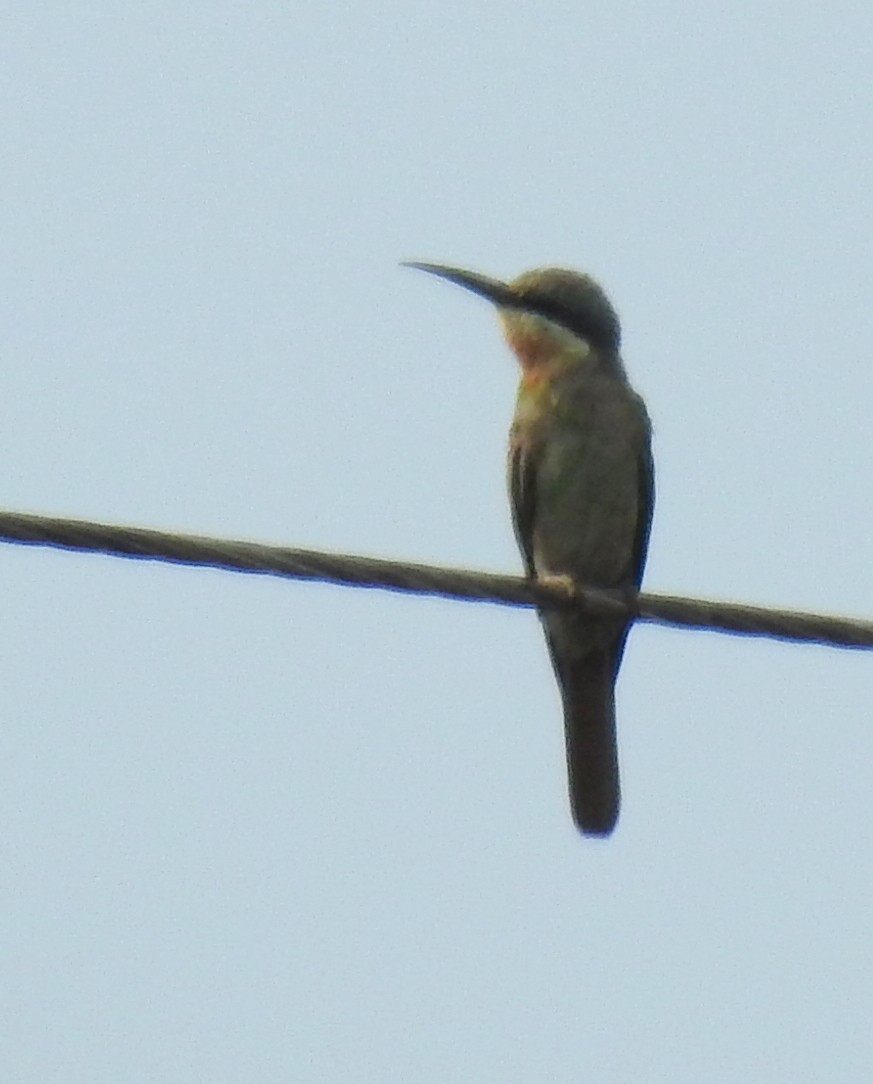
560,650,620,836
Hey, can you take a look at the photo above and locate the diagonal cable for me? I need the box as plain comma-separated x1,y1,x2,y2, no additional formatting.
0,509,871,649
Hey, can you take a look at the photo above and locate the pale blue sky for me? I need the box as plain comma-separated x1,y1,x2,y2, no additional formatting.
3,4,873,1081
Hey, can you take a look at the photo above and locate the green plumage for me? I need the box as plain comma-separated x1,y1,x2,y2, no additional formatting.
405,261,654,836
508,334,652,835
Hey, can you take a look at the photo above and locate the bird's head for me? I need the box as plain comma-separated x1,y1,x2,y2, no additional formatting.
403,261,621,372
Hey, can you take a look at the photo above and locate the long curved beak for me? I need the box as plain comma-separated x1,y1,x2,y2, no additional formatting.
401,261,520,310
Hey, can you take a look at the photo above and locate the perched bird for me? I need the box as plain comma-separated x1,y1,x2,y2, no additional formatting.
404,261,653,836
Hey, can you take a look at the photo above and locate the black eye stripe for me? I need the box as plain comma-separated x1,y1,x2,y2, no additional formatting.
521,295,617,352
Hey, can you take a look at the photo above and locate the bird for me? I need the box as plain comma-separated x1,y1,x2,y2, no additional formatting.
404,261,653,836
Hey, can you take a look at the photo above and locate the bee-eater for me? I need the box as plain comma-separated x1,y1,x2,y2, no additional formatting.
405,261,653,836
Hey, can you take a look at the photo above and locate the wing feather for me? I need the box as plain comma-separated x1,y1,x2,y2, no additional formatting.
507,439,537,579
631,414,655,589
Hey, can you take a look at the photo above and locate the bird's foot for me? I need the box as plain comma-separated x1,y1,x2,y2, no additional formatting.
537,573,576,595
534,573,578,609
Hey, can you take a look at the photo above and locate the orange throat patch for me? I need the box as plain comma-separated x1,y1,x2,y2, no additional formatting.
502,325,566,389
503,326,557,376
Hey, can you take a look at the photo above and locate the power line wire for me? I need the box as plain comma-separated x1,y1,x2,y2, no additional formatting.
0,509,870,650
